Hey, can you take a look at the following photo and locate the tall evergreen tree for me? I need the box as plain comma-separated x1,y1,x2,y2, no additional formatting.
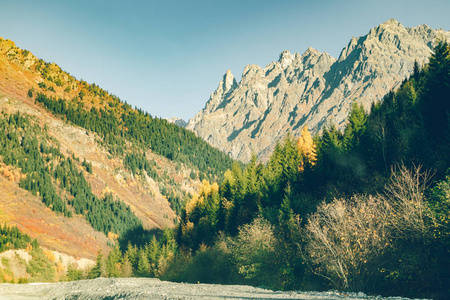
343,103,367,152
136,248,151,277
421,41,450,139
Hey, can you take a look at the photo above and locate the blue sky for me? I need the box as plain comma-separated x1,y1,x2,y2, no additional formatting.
0,0,449,121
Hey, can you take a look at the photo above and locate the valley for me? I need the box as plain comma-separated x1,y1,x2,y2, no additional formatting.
0,17,449,300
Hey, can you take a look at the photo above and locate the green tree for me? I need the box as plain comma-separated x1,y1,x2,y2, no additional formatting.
90,251,107,278
343,103,367,152
228,217,277,287
136,248,151,277
66,263,83,281
106,244,122,277
121,253,133,277
421,41,450,139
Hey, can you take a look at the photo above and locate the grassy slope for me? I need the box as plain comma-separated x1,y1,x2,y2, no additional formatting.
0,174,107,259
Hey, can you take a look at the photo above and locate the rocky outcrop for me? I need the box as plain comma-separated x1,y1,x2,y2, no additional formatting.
187,19,450,162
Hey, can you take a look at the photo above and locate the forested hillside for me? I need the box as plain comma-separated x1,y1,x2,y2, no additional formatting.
31,91,235,183
1,36,236,218
174,41,450,297
31,91,236,214
96,41,450,299
0,224,75,283
0,36,238,280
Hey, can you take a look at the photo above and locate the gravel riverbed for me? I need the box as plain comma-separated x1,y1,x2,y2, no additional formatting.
0,277,429,300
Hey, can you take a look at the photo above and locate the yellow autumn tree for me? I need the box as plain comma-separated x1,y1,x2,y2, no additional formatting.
185,180,219,216
297,126,317,171
181,180,220,248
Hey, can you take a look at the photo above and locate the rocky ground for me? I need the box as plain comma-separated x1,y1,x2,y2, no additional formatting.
0,278,428,300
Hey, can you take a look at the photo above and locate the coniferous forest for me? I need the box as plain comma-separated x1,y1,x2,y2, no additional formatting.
33,91,235,182
91,41,450,299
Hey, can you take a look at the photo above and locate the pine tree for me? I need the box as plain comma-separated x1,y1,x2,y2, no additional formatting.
125,242,138,271
275,185,302,290
238,155,261,226
121,253,133,277
343,103,367,152
162,228,177,254
106,244,122,277
148,235,160,269
279,134,301,191
316,124,342,184
136,248,150,277
421,41,450,139
90,251,107,278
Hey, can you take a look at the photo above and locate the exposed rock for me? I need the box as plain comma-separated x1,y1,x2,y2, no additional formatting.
187,19,450,162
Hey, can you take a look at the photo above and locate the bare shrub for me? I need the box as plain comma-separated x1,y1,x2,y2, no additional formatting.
383,165,433,238
304,165,433,291
305,195,391,290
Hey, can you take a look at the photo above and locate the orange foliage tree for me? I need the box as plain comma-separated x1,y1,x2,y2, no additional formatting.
297,126,317,172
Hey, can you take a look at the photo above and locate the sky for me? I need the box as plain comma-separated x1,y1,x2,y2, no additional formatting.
0,0,449,121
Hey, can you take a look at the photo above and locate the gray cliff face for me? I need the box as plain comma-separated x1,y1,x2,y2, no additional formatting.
187,19,450,163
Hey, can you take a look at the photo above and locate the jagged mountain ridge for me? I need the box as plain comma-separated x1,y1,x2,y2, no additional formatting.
187,19,450,162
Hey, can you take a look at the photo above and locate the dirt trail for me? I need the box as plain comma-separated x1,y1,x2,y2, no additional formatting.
0,278,426,300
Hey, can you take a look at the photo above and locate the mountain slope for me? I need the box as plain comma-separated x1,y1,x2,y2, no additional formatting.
0,36,234,259
187,19,450,162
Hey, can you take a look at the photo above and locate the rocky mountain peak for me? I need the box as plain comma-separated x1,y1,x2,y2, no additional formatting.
188,20,450,163
303,47,320,57
366,18,410,47
241,64,264,85
301,47,328,67
338,36,360,62
279,50,294,69
0,38,16,53
379,18,402,29
222,69,237,93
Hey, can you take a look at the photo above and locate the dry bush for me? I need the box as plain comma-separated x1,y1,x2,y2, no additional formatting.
383,165,433,238
305,195,391,290
304,165,433,291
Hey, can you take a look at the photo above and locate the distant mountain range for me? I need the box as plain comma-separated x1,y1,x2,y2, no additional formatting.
165,117,188,128
187,19,450,162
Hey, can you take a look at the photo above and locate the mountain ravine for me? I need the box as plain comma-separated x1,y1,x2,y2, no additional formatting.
187,19,450,163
